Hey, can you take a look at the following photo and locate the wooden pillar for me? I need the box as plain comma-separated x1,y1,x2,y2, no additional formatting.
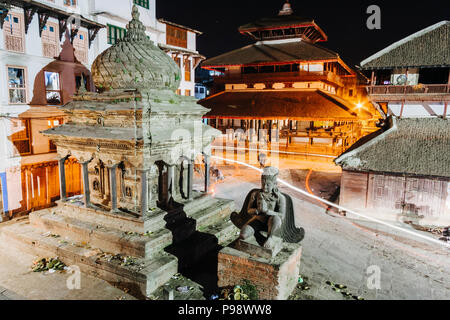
58,157,68,202
108,163,119,213
80,160,92,208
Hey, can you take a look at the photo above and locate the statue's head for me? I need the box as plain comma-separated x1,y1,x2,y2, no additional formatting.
261,167,279,194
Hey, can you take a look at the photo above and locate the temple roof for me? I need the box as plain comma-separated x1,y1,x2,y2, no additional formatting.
238,1,327,42
202,39,340,67
361,21,450,69
44,124,143,142
91,5,180,91
335,117,450,178
199,90,369,121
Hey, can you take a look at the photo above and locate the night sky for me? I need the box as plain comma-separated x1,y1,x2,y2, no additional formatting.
157,0,449,68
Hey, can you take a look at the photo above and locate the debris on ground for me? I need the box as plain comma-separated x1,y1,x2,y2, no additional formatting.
325,281,364,300
32,257,66,273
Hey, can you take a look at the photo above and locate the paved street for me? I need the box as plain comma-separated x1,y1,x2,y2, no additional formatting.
211,154,450,300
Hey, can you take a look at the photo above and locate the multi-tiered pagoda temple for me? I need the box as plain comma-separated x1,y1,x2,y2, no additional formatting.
200,1,381,156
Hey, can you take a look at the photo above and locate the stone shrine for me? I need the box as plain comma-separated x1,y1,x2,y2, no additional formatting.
0,6,238,299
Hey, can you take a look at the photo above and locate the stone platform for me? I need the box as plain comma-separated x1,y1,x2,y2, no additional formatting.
0,193,238,299
218,238,302,300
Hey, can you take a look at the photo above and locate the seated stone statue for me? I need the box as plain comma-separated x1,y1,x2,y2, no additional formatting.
231,167,305,249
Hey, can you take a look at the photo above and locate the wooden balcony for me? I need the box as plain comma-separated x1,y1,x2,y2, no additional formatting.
367,84,450,102
214,71,344,87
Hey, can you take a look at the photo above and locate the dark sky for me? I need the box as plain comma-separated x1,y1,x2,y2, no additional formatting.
157,0,449,68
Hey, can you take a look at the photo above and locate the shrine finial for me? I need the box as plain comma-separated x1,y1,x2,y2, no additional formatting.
279,0,294,16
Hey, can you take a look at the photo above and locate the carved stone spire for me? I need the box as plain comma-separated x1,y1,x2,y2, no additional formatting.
124,5,148,42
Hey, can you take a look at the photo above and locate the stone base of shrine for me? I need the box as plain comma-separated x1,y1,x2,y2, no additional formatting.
218,238,302,300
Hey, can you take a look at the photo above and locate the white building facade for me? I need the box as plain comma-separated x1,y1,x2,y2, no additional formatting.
0,0,204,219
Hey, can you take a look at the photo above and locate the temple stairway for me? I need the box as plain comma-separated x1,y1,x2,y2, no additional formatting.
0,193,238,299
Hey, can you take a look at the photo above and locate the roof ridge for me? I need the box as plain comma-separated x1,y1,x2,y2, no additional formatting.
361,20,449,67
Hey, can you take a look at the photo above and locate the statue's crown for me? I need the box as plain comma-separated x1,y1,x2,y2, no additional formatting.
262,167,279,178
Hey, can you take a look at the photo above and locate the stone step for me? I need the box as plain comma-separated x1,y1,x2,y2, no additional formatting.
202,219,240,248
144,194,218,233
0,219,178,298
190,198,235,229
30,210,175,259
56,202,145,234
30,211,148,258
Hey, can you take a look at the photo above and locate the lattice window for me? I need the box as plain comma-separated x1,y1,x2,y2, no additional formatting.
107,24,127,45
73,30,88,64
7,66,27,104
134,0,149,9
184,59,191,82
4,12,25,53
42,22,59,58
11,119,32,156
166,25,187,48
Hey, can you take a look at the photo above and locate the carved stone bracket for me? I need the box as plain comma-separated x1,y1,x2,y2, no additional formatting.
38,12,50,37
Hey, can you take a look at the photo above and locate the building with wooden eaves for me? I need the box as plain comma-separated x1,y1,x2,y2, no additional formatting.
199,1,381,156
336,21,450,227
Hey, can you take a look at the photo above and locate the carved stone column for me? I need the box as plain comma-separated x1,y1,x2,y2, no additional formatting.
167,164,175,206
80,160,92,208
108,163,119,213
203,154,211,193
139,168,149,216
187,158,194,200
58,156,69,202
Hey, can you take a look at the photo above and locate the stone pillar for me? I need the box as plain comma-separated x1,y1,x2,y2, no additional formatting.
203,154,211,193
139,168,149,215
108,163,119,213
58,157,68,202
187,158,194,200
80,160,92,208
167,164,175,206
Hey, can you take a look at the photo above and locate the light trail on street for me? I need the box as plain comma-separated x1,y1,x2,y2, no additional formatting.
212,155,450,249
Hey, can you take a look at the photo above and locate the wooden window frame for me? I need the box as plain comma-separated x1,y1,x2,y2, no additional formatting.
166,25,187,48
6,65,28,105
3,12,25,53
48,118,63,152
11,118,32,157
133,0,149,9
63,0,77,8
107,24,127,45
184,59,191,82
44,71,62,105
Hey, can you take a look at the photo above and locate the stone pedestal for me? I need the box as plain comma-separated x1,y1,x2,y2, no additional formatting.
218,238,302,300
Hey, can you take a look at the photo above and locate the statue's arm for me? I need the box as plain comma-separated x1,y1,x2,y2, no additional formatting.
246,191,259,216
266,193,286,217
